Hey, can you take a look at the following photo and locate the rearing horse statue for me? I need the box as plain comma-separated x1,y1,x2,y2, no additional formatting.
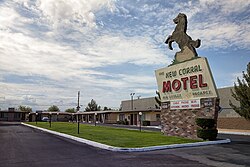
165,13,201,61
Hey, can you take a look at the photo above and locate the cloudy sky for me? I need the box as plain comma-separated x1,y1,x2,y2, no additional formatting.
0,0,249,111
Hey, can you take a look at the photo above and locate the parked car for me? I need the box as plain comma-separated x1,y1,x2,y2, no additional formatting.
42,117,49,122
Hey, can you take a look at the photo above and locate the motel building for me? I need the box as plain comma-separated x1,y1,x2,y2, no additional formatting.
0,108,28,122
115,86,249,129
117,97,161,126
1,86,249,130
113,86,250,129
27,86,250,130
25,97,161,126
74,97,161,126
115,86,249,130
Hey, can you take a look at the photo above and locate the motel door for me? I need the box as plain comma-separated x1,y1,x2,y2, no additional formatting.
134,114,137,125
130,114,137,125
130,114,133,125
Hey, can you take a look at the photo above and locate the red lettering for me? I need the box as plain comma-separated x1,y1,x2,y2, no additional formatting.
181,77,188,90
190,75,197,89
162,74,208,93
172,79,181,91
199,74,208,88
162,81,171,93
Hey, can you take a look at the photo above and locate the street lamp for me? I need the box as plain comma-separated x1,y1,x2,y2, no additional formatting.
130,93,135,110
139,112,142,132
77,112,80,134
36,113,38,124
95,113,97,126
49,112,52,128
76,91,80,134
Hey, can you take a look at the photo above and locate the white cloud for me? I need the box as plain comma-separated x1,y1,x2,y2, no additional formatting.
0,7,17,29
152,1,250,50
119,74,156,86
35,0,116,28
0,30,94,80
0,81,78,110
0,69,158,111
0,6,27,30
133,88,156,95
85,34,170,66
199,0,250,14
190,22,250,49
0,0,249,110
0,29,167,81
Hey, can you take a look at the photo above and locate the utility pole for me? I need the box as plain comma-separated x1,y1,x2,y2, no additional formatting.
130,93,135,110
77,91,80,134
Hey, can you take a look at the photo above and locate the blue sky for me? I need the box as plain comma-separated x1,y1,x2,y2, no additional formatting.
0,0,249,111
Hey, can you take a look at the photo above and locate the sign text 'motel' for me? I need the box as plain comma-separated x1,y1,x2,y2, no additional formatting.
155,57,218,103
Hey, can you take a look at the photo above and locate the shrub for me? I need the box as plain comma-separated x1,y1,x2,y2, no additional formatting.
195,118,215,129
117,120,129,125
197,129,218,141
117,120,122,124
142,120,150,126
195,118,217,141
124,119,129,125
124,120,129,125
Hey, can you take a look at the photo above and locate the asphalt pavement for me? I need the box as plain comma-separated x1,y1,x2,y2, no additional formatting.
0,122,249,167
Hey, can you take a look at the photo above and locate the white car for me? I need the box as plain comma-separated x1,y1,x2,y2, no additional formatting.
42,117,49,122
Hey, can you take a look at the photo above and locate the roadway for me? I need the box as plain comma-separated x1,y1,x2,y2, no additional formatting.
0,122,249,167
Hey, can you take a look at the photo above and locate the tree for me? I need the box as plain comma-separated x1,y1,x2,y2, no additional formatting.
103,106,112,111
48,105,60,112
85,99,101,111
65,108,76,113
229,62,250,120
18,105,32,112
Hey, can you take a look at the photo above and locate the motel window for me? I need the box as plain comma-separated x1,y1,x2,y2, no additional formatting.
14,113,21,118
4,113,8,118
119,114,125,121
156,114,161,121
142,113,145,121
0,113,4,118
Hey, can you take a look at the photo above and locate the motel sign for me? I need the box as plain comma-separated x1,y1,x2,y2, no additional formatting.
155,57,218,104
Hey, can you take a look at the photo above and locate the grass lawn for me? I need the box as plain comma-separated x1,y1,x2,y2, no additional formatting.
27,122,201,148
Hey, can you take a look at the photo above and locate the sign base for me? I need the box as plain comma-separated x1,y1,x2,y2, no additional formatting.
161,98,219,139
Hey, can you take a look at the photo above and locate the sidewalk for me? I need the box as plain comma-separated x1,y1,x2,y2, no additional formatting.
218,128,250,136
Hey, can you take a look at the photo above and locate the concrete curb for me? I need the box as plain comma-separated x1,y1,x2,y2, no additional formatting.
219,131,250,136
22,123,231,152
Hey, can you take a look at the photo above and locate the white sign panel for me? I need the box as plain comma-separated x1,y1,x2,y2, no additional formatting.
155,57,218,102
170,99,200,110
